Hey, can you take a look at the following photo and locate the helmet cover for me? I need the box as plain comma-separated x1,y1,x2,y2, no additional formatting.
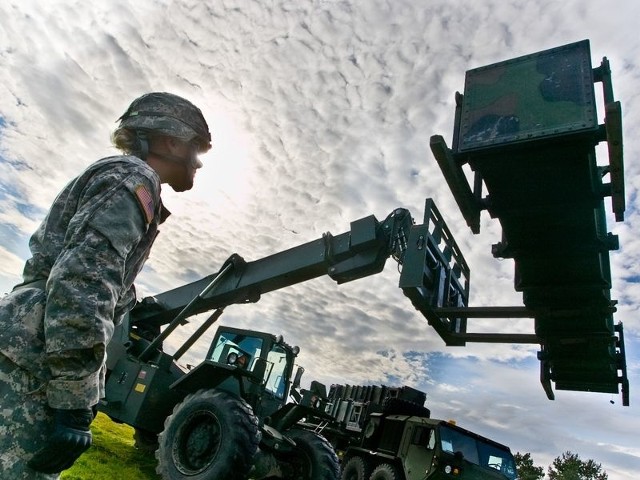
117,92,211,151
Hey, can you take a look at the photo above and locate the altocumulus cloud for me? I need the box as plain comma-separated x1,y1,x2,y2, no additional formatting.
1,0,639,477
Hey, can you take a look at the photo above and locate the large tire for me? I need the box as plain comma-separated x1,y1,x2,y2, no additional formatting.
156,389,260,480
369,463,401,480
280,428,340,480
341,455,370,480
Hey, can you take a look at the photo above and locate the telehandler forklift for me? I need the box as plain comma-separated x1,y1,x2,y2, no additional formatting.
101,202,469,480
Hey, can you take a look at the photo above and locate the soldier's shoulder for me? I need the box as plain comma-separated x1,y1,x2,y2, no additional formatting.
90,155,157,179
86,156,160,194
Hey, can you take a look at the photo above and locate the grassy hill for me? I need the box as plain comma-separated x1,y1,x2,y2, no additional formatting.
60,413,159,480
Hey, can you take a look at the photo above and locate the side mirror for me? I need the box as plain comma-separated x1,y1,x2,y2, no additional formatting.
292,366,305,390
309,380,327,399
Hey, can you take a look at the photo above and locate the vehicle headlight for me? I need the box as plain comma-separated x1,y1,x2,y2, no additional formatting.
443,464,461,476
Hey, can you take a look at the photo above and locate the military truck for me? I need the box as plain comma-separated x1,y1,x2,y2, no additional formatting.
342,415,517,480
300,384,517,480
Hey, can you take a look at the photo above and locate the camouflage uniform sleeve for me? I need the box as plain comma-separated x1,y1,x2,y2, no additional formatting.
44,172,156,409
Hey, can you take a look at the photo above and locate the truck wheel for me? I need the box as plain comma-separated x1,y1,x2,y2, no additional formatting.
341,455,370,480
280,428,340,480
156,389,260,480
369,463,401,480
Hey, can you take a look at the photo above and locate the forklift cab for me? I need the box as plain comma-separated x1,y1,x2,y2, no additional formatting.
206,326,298,414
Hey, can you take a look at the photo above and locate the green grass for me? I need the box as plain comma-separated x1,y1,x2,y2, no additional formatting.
61,413,159,480
62,414,263,479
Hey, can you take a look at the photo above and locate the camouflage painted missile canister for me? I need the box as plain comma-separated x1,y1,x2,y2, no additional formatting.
457,40,597,153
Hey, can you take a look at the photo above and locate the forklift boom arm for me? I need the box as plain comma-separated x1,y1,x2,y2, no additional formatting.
131,208,415,327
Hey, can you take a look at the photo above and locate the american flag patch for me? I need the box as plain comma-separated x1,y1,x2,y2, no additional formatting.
135,185,155,224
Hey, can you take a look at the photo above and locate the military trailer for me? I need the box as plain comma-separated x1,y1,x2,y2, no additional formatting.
299,384,429,455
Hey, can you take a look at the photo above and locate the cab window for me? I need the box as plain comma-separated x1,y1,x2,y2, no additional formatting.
264,344,288,399
412,426,436,449
210,333,263,373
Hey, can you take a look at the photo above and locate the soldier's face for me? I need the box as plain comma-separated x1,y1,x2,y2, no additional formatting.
168,164,196,192
168,142,202,192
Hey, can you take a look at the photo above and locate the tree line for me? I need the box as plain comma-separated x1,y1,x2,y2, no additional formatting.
515,451,608,480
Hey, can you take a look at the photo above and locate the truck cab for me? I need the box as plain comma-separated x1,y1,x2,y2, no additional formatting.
347,414,517,480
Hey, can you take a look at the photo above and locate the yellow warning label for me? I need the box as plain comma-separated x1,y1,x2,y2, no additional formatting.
135,383,146,393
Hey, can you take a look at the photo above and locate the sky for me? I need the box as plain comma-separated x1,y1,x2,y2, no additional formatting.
1,0,639,478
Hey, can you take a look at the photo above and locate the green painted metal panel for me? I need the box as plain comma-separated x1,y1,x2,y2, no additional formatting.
458,40,598,152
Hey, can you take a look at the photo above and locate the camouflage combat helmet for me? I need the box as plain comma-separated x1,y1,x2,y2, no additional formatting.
117,92,211,152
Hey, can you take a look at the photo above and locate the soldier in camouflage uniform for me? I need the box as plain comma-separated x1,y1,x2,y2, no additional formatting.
0,92,212,479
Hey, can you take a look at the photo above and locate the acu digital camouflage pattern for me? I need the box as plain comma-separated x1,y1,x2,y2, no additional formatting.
0,354,58,479
457,39,598,152
0,155,167,409
117,92,211,150
0,155,169,476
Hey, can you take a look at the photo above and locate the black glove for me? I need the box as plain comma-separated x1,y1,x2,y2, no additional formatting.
28,408,93,474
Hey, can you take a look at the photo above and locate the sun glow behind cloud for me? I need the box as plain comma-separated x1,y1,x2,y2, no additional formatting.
186,102,258,212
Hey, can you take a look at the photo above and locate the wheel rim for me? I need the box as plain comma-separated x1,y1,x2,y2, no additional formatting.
344,457,365,480
285,445,313,478
344,469,359,480
172,409,222,475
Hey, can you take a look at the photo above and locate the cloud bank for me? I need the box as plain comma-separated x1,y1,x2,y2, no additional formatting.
1,0,639,477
